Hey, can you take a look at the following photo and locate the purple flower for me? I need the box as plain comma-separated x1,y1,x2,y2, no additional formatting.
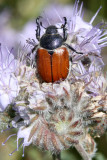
0,1,107,160
0,45,19,111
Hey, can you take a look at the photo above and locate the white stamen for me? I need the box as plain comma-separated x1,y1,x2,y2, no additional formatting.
2,134,16,145
78,2,83,16
9,139,24,156
99,42,107,47
43,12,51,25
22,145,25,157
73,0,79,15
89,6,102,24
98,37,107,43
1,127,14,133
54,8,63,22
17,137,19,151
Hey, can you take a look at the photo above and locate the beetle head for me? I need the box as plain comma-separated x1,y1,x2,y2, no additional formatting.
46,25,58,34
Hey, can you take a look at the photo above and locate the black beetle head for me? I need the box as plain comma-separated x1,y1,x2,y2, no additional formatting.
46,25,57,34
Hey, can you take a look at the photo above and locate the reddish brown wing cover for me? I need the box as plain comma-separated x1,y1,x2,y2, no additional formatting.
37,47,69,83
52,47,69,82
37,48,52,82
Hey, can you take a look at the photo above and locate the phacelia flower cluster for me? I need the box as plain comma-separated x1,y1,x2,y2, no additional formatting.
0,1,107,160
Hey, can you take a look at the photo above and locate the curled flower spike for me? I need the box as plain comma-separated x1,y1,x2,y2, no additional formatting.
0,1,107,160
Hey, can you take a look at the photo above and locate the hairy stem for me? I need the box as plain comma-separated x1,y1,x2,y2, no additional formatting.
75,143,91,160
52,153,61,160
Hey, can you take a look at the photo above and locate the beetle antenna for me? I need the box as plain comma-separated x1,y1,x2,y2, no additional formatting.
40,22,46,29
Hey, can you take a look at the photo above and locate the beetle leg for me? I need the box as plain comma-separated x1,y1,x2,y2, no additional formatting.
40,22,46,29
69,56,72,62
63,43,83,54
62,17,68,41
36,16,42,41
31,45,38,53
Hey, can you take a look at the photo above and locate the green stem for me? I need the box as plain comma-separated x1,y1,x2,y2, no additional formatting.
52,153,61,160
75,143,91,160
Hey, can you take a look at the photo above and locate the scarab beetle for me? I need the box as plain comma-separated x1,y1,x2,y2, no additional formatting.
32,17,82,83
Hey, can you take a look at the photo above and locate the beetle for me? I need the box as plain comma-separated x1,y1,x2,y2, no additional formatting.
32,17,83,83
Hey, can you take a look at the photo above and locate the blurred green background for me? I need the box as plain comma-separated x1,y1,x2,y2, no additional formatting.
0,0,107,28
0,0,107,160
